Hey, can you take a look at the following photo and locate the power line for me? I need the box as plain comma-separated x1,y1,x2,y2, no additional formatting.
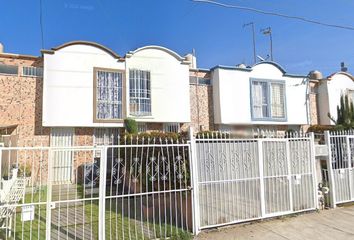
192,0,354,31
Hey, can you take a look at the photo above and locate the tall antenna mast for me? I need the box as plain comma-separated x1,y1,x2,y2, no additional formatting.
261,27,273,61
243,22,257,64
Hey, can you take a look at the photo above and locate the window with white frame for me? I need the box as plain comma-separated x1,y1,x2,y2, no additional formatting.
94,128,119,157
251,79,286,120
129,69,151,116
137,123,147,133
22,66,43,77
95,69,123,120
94,128,119,146
163,123,180,133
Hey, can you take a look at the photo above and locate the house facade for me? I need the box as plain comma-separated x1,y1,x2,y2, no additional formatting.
211,62,318,134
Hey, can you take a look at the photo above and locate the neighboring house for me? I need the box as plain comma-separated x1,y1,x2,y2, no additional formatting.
317,71,354,125
0,45,47,147
211,62,317,134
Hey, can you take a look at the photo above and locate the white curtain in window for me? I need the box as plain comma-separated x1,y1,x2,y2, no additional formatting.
271,83,285,118
252,81,268,118
96,71,122,119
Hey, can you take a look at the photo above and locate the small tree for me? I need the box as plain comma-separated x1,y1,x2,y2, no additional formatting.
124,118,138,134
328,95,354,129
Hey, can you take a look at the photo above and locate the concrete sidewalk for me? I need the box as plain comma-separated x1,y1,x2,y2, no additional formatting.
195,205,354,240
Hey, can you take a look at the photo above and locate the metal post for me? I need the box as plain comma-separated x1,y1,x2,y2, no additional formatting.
346,136,353,200
309,132,319,209
324,131,336,208
99,146,108,240
269,31,273,61
46,149,53,240
189,127,200,235
257,140,266,216
243,22,257,64
261,27,273,61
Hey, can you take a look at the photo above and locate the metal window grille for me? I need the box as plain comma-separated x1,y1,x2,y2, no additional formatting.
129,69,151,116
0,64,18,75
22,66,43,77
137,123,147,133
96,71,123,120
163,123,180,133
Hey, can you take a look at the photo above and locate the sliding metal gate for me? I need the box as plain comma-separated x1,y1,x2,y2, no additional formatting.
193,134,317,230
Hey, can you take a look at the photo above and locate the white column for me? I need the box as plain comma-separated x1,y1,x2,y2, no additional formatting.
324,131,336,208
189,127,201,235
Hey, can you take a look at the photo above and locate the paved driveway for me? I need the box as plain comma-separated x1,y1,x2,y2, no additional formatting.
195,205,354,240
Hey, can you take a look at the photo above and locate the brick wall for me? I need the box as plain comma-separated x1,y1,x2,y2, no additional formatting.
183,70,214,132
0,54,50,147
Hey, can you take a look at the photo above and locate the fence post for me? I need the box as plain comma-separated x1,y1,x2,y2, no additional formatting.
309,132,319,209
98,146,108,240
46,149,53,240
189,127,200,235
257,140,266,217
324,131,336,208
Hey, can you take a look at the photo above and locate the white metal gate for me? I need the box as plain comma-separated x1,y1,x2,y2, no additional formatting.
193,133,317,230
0,137,193,239
325,131,354,205
50,128,74,184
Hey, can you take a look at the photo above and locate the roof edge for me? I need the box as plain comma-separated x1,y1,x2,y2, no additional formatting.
327,71,354,81
41,40,122,59
126,45,187,62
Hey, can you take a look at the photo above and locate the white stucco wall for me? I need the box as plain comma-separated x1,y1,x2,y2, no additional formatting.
43,44,191,127
213,63,309,125
319,73,354,125
43,44,125,127
125,47,191,123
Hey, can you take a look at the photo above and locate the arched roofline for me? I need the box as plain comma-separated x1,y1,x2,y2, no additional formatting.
126,45,187,62
327,71,354,81
41,40,122,59
252,61,287,74
211,61,307,78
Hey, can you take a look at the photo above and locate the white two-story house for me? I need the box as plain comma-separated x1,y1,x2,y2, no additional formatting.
211,62,312,134
42,41,191,141
317,71,354,125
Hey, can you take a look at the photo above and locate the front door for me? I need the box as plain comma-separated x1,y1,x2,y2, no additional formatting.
50,128,74,184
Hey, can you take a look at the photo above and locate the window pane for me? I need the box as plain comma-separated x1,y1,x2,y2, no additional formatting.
129,69,152,116
252,81,269,118
96,70,123,120
271,83,285,118
0,64,18,75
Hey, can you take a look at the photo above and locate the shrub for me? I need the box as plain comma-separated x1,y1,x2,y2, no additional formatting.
124,118,138,134
307,125,335,133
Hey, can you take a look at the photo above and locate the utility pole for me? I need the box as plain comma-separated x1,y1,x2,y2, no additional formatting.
261,27,273,61
243,22,257,64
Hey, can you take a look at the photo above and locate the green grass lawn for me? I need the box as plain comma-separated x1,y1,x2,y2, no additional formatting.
0,185,192,240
